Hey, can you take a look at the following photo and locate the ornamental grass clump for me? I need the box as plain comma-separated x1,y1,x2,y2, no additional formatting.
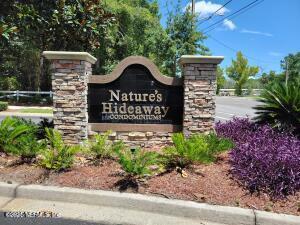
216,118,300,198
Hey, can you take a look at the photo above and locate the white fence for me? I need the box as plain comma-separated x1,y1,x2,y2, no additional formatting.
0,89,262,101
0,90,53,102
219,89,262,96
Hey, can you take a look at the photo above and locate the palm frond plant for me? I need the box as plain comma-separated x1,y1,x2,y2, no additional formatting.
82,131,114,164
163,133,234,172
114,145,161,191
39,128,79,171
0,117,31,153
6,133,45,162
253,79,300,134
114,146,160,179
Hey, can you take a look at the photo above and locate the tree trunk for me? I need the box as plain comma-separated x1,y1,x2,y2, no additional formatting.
235,83,242,96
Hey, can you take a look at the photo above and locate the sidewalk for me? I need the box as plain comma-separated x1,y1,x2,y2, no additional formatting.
1,198,222,225
0,182,299,225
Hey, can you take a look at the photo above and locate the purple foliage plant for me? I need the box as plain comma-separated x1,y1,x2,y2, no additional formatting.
215,117,300,198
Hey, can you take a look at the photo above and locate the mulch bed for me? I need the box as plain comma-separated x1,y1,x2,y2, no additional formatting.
0,153,299,216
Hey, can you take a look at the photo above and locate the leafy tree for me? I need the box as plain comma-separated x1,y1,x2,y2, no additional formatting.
94,0,168,74
0,0,210,90
0,0,17,42
216,67,225,94
281,52,300,83
164,1,209,75
1,0,113,90
0,76,19,90
226,51,259,96
14,0,113,51
259,70,285,87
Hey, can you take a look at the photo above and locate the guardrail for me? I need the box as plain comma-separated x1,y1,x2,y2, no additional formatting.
0,90,53,102
219,89,262,96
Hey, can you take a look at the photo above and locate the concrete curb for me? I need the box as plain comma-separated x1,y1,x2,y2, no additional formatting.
0,182,19,198
0,182,299,225
254,210,300,225
16,184,254,225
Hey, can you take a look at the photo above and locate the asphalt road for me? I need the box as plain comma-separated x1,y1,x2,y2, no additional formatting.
215,96,258,122
0,115,52,124
0,97,259,124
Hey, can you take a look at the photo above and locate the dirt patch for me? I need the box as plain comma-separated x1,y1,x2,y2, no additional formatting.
0,164,48,184
0,153,299,216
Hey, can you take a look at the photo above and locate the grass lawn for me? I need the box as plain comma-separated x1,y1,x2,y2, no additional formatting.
19,108,53,114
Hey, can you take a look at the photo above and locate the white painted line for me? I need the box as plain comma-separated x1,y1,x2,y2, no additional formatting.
217,112,248,118
217,111,235,116
215,116,229,120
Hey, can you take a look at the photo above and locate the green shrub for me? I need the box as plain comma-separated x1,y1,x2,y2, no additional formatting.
36,118,54,139
6,133,45,159
11,116,38,132
83,131,114,161
39,128,79,171
114,146,160,178
0,101,8,111
205,133,235,154
163,133,234,168
0,117,31,152
254,79,300,134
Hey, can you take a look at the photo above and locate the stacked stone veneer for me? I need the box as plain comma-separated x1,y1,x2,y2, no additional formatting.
44,52,96,144
44,52,223,147
90,131,173,149
180,56,224,136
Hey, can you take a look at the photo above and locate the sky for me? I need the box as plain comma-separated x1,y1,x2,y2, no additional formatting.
157,0,300,75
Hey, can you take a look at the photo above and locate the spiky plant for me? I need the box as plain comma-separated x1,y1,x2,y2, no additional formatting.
39,128,79,171
114,147,160,178
163,133,234,169
0,117,31,153
253,79,300,134
82,131,114,162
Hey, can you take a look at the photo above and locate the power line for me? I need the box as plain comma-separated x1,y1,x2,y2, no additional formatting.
207,34,278,65
203,0,265,34
198,0,233,25
200,0,263,34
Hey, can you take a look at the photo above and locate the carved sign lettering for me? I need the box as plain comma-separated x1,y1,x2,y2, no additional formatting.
88,64,183,125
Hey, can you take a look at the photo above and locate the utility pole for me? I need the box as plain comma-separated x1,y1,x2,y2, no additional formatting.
192,0,195,14
285,60,289,85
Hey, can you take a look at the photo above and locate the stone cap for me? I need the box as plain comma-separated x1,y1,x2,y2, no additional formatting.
43,51,97,64
179,55,224,65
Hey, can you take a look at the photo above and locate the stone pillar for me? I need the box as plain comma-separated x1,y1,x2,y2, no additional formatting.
179,55,224,136
43,51,97,144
